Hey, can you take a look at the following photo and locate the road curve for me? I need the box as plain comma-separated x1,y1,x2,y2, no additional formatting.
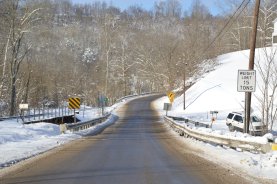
1,95,253,184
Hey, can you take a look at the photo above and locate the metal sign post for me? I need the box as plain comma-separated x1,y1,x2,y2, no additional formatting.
163,103,172,116
98,95,107,116
237,70,256,133
74,109,76,123
167,92,175,103
68,97,80,123
19,104,28,123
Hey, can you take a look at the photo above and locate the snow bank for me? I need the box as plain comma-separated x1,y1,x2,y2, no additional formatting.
0,96,131,169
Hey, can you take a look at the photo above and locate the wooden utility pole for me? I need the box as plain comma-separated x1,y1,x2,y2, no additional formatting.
244,0,261,133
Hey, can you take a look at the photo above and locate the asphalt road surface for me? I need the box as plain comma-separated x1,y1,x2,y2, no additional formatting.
1,95,257,184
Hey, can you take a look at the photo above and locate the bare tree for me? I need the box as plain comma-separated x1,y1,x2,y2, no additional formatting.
255,47,277,132
258,0,277,47
101,12,120,96
1,0,262,116
2,0,41,115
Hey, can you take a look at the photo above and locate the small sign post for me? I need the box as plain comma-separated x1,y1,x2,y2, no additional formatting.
237,70,256,133
98,95,107,116
210,111,218,128
19,104,29,123
167,91,175,103
68,97,80,123
19,104,28,110
163,103,172,116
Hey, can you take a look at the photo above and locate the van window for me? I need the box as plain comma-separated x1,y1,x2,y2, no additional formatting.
234,115,243,123
227,113,234,119
251,116,261,122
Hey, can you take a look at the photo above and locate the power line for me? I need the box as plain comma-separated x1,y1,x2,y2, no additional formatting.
190,0,251,63
203,0,251,53
183,0,251,111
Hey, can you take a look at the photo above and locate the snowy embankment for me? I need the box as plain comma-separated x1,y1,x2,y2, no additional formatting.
153,47,277,180
0,99,127,169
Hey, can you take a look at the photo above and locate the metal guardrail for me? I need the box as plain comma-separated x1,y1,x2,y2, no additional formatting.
0,112,73,122
164,116,273,153
167,116,210,128
0,114,43,121
63,93,158,133
1,93,157,122
63,113,111,132
0,115,20,121
0,107,78,122
23,114,75,125
115,92,158,103
115,94,139,103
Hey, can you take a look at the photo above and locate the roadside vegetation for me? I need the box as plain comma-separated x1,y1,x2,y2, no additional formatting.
0,0,276,116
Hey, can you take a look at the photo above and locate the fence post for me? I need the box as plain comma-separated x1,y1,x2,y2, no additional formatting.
43,106,45,119
28,108,30,121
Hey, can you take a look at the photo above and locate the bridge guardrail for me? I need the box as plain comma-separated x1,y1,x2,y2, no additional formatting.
115,92,158,103
63,93,158,133
63,113,111,132
164,116,273,153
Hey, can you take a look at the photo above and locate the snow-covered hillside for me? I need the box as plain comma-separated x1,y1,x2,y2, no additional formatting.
165,47,277,126
154,47,277,180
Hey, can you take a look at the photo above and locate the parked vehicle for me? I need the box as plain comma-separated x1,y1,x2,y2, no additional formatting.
226,112,266,135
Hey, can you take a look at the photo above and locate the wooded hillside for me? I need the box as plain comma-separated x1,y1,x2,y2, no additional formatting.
0,0,276,115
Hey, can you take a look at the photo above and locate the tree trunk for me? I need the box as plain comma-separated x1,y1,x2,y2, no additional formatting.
10,75,16,116
0,28,12,99
23,71,31,103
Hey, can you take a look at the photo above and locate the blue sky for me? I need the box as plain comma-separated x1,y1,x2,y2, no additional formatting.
71,0,222,15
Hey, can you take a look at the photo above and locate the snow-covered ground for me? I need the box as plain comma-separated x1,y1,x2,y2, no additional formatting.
0,98,128,169
153,47,277,180
1,47,277,180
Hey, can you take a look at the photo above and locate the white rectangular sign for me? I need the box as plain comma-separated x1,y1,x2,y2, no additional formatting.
237,70,256,92
163,103,172,111
19,103,29,110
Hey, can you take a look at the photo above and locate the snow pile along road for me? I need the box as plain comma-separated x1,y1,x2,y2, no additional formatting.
0,98,128,169
0,119,80,168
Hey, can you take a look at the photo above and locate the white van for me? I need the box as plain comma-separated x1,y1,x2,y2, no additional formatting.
226,112,266,135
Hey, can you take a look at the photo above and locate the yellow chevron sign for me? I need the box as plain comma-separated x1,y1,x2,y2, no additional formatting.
68,97,80,109
167,91,175,103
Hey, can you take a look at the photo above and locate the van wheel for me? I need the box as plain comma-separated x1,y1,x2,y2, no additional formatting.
228,125,235,132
